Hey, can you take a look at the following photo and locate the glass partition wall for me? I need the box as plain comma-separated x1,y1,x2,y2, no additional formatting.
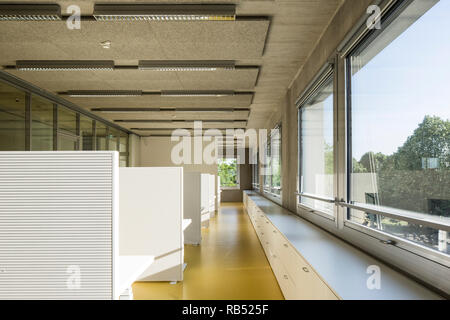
0,82,26,151
0,79,129,166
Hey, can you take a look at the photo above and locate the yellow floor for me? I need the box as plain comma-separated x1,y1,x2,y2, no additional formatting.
132,202,284,300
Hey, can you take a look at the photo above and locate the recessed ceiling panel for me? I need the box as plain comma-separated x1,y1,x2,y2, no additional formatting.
64,94,253,109
120,121,247,130
95,110,250,121
0,20,269,65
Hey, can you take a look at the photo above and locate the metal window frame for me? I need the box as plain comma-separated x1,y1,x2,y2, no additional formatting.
294,0,450,295
269,124,282,198
296,64,336,219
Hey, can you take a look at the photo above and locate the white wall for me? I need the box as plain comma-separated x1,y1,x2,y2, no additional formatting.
139,136,219,208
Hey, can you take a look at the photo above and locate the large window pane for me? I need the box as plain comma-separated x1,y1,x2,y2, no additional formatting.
348,1,449,253
58,106,77,135
0,81,25,150
218,158,239,189
57,106,78,151
31,95,53,151
119,132,128,153
299,75,334,215
80,116,94,150
271,128,282,195
263,140,271,192
108,127,119,151
96,122,107,151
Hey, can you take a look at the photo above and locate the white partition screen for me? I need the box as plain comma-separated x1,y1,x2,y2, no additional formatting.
0,152,119,300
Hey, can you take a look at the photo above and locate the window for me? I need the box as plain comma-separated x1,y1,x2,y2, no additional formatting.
96,122,107,151
0,76,129,163
119,131,129,167
80,116,94,150
261,126,282,199
252,150,260,189
263,138,271,192
218,158,239,189
270,127,282,196
347,0,449,254
108,128,119,151
298,74,334,216
0,81,26,151
31,95,53,151
58,106,78,151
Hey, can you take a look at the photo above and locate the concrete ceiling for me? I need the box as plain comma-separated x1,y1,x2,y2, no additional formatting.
0,0,344,135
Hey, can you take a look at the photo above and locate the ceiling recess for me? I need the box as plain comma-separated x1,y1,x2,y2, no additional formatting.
93,4,236,21
0,4,61,21
16,60,115,71
91,108,247,113
161,91,235,97
138,60,235,71
67,90,143,97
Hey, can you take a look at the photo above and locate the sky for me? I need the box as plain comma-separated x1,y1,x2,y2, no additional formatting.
351,0,450,160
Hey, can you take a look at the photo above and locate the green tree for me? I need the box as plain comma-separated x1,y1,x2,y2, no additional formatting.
324,143,333,174
392,116,450,170
359,152,388,172
218,159,238,187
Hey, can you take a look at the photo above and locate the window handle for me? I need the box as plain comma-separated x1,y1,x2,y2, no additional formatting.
283,244,289,248
380,239,396,246
302,267,310,273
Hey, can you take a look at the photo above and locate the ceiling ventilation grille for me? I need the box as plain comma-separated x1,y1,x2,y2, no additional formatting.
161,91,235,97
16,60,115,71
67,90,142,97
138,60,235,71
93,4,236,22
0,4,61,21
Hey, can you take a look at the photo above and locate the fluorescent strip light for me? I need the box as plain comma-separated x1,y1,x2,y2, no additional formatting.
115,119,246,123
16,60,114,71
161,91,235,97
67,90,142,97
93,4,235,21
138,60,235,71
91,108,241,113
0,4,61,21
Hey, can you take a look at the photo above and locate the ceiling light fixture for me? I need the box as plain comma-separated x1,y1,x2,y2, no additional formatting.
138,60,235,71
16,60,115,71
0,4,61,21
67,90,142,97
161,91,235,97
115,119,247,123
93,4,235,21
91,108,243,113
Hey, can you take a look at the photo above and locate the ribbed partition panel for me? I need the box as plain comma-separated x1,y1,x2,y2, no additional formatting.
0,152,118,300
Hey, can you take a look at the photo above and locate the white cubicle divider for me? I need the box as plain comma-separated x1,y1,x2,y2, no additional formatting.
200,173,211,228
0,151,119,300
119,167,185,282
217,176,221,207
216,176,221,211
184,172,202,245
208,174,216,217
